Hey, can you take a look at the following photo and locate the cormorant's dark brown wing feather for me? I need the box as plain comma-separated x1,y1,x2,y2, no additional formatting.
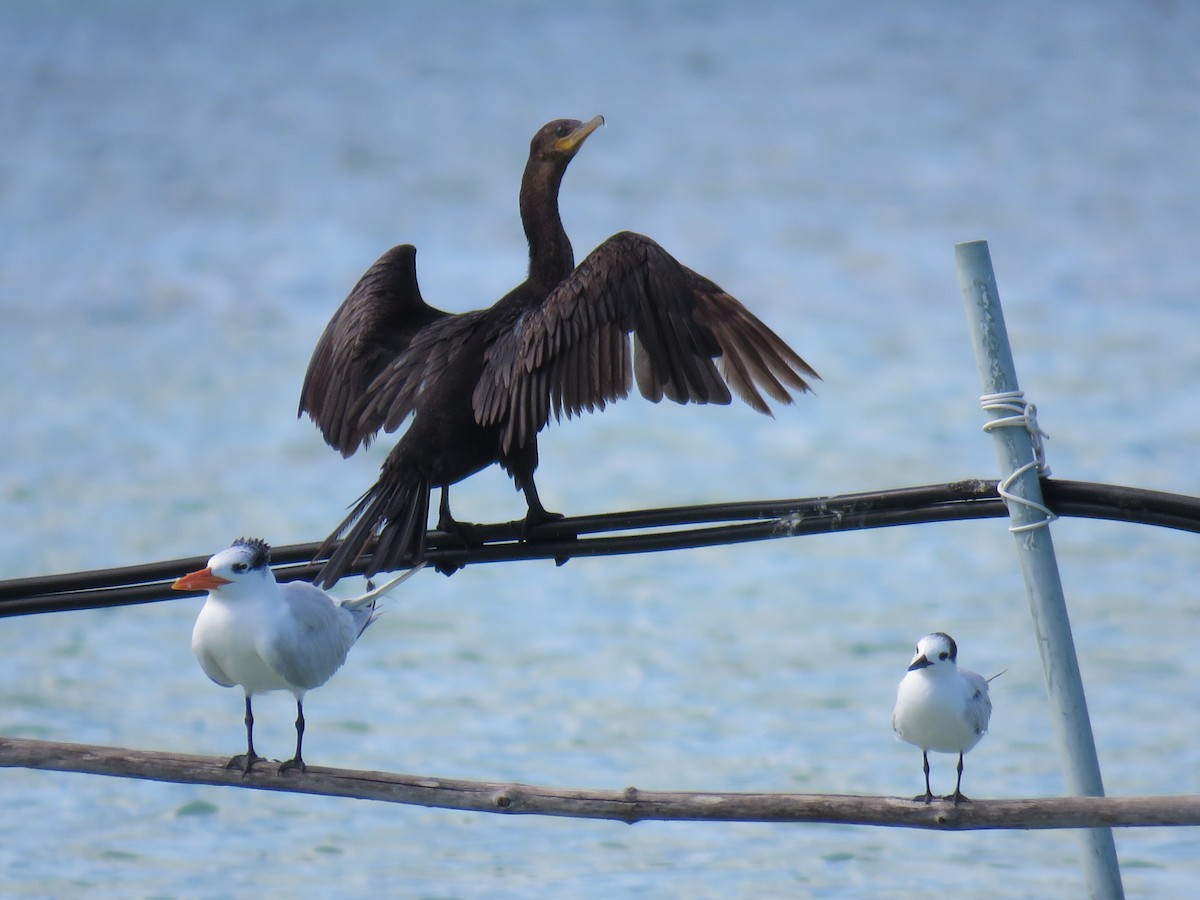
352,309,495,439
475,230,819,454
689,276,820,412
298,244,448,456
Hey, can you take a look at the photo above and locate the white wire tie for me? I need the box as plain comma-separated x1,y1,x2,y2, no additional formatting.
979,390,1057,532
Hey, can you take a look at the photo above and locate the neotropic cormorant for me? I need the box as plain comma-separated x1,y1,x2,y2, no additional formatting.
300,116,819,587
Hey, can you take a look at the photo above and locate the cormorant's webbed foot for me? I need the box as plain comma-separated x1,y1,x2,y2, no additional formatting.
522,506,565,535
522,505,577,567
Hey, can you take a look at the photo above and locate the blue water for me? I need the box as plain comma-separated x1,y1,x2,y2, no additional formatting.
3,1,1200,896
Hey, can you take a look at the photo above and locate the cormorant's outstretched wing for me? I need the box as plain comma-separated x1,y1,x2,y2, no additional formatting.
474,231,819,453
350,309,494,440
299,244,448,456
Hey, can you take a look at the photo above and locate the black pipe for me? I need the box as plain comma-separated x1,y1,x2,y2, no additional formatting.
1,478,1197,618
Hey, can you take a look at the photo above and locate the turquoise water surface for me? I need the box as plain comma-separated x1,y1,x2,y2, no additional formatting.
3,2,1199,897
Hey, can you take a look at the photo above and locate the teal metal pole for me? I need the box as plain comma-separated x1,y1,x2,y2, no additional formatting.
956,240,1124,899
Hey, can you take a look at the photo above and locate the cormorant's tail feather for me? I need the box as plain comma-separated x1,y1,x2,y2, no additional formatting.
314,477,431,589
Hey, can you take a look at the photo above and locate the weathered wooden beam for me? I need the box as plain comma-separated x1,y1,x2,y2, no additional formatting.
2,736,1197,830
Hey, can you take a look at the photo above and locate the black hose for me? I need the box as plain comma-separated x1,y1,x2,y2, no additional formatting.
1,478,1196,618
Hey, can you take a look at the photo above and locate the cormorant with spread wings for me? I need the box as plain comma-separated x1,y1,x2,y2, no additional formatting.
300,116,819,586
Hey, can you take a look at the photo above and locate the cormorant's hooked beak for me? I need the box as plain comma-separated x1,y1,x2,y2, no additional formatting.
172,567,231,592
907,654,932,671
557,115,605,154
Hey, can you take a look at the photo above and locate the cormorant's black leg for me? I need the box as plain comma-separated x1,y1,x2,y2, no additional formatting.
280,699,307,774
436,485,485,543
521,475,574,565
227,695,265,776
436,486,459,534
431,487,471,575
521,475,563,529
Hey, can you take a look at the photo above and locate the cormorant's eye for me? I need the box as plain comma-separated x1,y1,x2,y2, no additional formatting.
938,651,949,660
555,124,570,138
232,563,248,574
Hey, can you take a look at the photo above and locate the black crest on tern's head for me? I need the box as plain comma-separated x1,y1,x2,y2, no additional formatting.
928,631,958,663
230,537,271,570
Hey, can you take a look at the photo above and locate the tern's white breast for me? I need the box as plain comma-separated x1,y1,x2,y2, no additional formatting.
894,670,986,754
192,594,295,695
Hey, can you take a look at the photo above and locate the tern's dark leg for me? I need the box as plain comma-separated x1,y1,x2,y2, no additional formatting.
914,750,935,803
227,695,265,776
947,752,969,805
279,699,307,773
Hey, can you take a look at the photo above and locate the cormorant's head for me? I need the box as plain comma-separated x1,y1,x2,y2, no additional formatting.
530,115,605,162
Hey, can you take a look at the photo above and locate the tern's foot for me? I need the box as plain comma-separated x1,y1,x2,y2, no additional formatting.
913,790,935,804
945,791,970,805
279,756,307,775
226,752,265,776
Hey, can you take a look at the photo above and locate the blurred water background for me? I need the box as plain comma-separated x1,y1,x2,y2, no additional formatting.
2,1,1199,897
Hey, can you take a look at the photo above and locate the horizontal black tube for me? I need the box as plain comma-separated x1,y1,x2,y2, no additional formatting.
1,478,1197,618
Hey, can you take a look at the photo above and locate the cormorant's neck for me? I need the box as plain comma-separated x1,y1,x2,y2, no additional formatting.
519,158,574,290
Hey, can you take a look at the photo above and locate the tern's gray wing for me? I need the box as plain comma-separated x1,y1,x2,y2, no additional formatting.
961,668,993,736
260,582,357,691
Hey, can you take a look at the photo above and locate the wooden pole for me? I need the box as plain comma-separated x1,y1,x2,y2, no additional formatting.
3,736,1198,830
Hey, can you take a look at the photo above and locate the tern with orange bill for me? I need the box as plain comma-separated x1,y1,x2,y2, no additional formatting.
172,537,422,774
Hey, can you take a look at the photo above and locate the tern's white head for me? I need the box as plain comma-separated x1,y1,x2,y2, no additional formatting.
172,537,275,594
906,632,959,673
